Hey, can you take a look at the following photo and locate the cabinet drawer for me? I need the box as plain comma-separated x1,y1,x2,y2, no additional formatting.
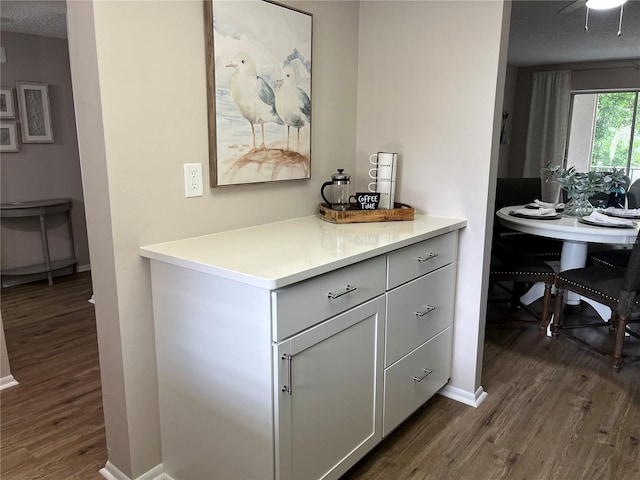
383,327,452,437
387,232,457,289
272,256,386,341
385,265,454,367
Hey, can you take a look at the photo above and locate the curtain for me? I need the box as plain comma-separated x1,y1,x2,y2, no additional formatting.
523,70,572,202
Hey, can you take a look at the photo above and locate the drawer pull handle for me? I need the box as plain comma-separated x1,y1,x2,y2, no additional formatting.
415,305,436,317
281,353,292,396
413,369,433,382
418,252,438,262
328,285,357,299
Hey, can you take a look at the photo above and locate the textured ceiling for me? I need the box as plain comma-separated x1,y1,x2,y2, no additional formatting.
0,0,639,66
508,0,640,66
1,0,67,39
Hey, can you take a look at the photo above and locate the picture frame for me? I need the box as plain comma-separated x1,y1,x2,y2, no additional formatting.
0,87,16,119
0,122,20,153
204,0,312,187
16,82,54,143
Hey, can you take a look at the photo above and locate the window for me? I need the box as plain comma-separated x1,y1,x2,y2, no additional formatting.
566,90,640,182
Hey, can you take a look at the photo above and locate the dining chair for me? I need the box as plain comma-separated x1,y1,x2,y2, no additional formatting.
587,178,640,268
488,242,556,333
586,174,631,208
552,236,640,372
625,178,640,209
589,247,631,268
494,177,563,261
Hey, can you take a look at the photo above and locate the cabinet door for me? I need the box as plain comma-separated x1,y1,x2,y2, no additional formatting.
275,296,385,480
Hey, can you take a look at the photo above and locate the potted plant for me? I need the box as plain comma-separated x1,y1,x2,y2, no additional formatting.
543,164,627,216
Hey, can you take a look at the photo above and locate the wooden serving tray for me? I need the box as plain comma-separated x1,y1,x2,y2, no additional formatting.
318,203,415,224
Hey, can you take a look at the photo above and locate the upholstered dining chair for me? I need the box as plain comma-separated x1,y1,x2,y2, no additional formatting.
552,236,640,372
587,174,631,208
589,247,631,268
494,177,563,261
587,179,640,268
489,242,556,333
625,179,640,209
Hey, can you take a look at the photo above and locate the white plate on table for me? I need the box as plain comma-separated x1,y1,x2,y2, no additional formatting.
525,203,564,212
604,209,640,219
578,217,637,229
509,211,561,220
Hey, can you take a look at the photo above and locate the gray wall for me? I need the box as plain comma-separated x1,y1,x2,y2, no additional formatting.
0,32,90,278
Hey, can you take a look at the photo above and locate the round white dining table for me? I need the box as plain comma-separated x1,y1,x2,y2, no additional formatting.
496,206,639,322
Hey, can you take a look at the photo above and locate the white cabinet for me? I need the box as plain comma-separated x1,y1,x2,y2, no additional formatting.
141,215,465,480
275,297,385,480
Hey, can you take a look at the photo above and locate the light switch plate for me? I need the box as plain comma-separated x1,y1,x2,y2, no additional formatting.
183,163,203,197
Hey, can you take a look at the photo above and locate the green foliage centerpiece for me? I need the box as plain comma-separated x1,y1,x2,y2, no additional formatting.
543,164,627,217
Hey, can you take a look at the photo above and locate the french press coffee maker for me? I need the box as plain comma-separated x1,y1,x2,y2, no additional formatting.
321,169,351,211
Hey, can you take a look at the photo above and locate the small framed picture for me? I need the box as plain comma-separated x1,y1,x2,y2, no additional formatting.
0,87,16,119
16,82,54,143
0,122,20,152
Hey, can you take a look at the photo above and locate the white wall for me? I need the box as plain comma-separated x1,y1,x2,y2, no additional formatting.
356,0,508,403
566,94,597,171
67,0,361,477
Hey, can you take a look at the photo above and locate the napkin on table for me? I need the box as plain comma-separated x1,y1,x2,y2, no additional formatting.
605,206,640,216
533,199,565,209
583,211,634,226
511,208,556,217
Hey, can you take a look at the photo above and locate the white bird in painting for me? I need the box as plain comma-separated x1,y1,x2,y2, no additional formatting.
275,65,311,151
226,53,282,150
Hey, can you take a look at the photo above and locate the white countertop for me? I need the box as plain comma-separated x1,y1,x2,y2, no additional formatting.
140,215,467,289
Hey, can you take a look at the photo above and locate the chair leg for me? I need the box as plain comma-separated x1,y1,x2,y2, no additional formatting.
552,287,564,337
539,281,552,334
610,313,628,372
608,311,619,335
510,282,526,308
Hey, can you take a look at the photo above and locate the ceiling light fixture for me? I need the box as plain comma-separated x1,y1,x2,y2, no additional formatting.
585,0,627,10
584,0,627,35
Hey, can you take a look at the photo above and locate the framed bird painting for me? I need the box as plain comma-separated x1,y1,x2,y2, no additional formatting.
204,0,312,187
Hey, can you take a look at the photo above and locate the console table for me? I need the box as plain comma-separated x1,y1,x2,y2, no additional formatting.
1,198,77,286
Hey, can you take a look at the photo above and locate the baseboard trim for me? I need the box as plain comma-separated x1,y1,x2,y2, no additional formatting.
77,263,91,273
0,374,19,390
99,462,163,480
438,385,488,408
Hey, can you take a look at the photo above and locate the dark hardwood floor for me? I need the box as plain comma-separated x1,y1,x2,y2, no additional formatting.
1,274,638,479
1,272,105,480
344,292,640,480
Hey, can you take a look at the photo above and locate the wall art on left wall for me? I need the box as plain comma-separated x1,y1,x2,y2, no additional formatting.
0,122,20,152
16,82,54,143
0,87,16,119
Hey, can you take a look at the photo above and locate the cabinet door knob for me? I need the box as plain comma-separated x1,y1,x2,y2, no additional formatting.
415,305,436,317
327,284,357,299
413,369,433,382
417,252,438,262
